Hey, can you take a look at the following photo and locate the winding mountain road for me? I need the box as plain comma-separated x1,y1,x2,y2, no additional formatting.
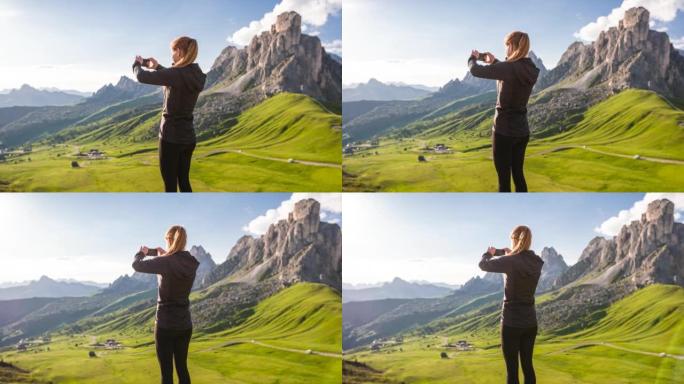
201,149,341,168
531,145,684,165
548,341,684,360
199,339,343,359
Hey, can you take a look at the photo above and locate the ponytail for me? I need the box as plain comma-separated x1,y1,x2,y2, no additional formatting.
171,36,198,68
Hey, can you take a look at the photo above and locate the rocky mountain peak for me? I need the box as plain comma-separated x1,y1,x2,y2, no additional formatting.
538,7,684,98
528,51,548,78
272,11,301,36
203,199,341,291
554,198,683,289
199,11,341,123
643,198,674,229
537,247,568,292
188,245,216,289
620,6,649,33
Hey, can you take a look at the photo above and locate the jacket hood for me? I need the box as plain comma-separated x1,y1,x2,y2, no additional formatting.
178,63,206,92
512,58,540,86
515,249,544,276
173,250,200,278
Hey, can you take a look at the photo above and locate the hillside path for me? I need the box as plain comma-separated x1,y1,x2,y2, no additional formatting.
198,339,343,359
531,145,684,165
548,341,684,360
201,149,342,168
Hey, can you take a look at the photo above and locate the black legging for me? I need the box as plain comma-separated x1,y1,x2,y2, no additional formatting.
492,133,529,192
501,325,537,384
155,326,192,384
159,139,196,192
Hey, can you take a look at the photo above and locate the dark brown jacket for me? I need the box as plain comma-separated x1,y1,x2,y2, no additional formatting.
132,250,199,330
479,249,544,328
468,56,540,137
132,62,206,144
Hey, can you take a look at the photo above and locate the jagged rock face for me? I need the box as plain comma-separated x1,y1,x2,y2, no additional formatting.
104,273,156,295
189,245,216,289
461,272,503,293
555,199,684,289
90,76,159,105
537,247,568,292
198,11,341,127
528,51,548,79
538,7,684,98
205,199,342,291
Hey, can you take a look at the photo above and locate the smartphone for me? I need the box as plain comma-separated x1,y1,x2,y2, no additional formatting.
477,53,487,61
146,248,158,256
141,58,151,67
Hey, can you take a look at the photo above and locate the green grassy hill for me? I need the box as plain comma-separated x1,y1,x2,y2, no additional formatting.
0,92,342,191
204,93,342,164
0,283,342,384
344,284,684,383
343,89,684,191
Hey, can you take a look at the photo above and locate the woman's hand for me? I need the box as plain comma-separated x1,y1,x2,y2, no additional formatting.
503,247,512,254
156,247,166,256
487,246,497,256
135,55,144,65
483,52,496,64
146,57,159,69
140,245,149,256
471,49,480,60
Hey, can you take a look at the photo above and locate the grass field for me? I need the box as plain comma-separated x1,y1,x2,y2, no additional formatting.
0,93,342,192
343,285,684,384
0,283,342,384
343,89,684,191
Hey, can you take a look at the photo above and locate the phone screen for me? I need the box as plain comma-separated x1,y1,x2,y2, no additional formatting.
147,248,158,256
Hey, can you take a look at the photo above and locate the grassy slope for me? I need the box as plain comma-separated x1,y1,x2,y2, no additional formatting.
0,93,341,192
0,283,342,384
203,92,342,164
346,284,684,384
343,89,684,192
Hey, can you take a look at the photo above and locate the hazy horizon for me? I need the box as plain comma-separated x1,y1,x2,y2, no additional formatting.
0,0,341,92
0,193,341,284
343,193,684,286
343,0,684,87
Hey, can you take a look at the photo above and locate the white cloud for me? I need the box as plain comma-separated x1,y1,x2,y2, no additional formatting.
242,193,342,235
229,0,342,46
672,36,684,49
575,0,684,41
0,8,21,20
323,39,342,55
594,193,684,236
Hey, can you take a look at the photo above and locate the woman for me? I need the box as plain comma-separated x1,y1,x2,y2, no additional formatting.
133,36,207,192
468,31,540,192
132,225,199,384
479,225,544,384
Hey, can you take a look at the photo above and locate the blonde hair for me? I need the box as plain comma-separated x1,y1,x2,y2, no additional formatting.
171,36,198,68
165,225,187,256
509,225,532,254
504,31,530,62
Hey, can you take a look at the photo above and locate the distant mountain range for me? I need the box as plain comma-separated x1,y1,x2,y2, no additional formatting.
0,199,341,347
0,11,341,149
343,79,433,102
342,277,455,303
0,276,101,300
343,198,683,350
0,85,86,108
343,7,684,144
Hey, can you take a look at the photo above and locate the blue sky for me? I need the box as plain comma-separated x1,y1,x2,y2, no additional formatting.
0,0,341,91
0,193,341,284
343,193,684,285
343,0,684,86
